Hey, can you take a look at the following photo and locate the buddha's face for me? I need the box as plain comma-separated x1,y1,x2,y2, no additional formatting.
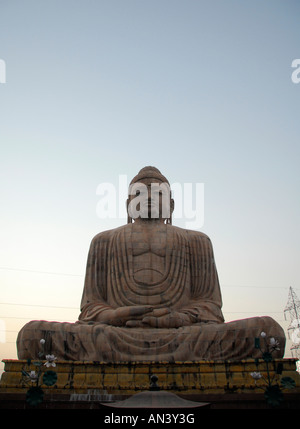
127,177,174,222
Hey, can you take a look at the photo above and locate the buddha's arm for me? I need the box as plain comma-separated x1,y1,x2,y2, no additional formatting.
182,231,224,324
78,300,112,322
180,299,224,324
78,233,115,323
126,302,223,328
79,303,154,326
78,233,155,325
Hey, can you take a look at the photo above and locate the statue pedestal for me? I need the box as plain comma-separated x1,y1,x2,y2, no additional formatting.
1,358,300,409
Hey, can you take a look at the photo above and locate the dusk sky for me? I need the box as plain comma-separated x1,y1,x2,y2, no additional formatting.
0,1,300,370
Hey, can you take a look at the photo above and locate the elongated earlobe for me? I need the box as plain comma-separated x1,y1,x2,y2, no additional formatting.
126,199,133,223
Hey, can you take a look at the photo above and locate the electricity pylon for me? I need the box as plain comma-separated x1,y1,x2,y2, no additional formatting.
284,287,300,372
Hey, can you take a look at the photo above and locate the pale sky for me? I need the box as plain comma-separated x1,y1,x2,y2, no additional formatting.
0,1,300,371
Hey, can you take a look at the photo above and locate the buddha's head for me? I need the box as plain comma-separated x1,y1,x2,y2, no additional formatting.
127,166,175,224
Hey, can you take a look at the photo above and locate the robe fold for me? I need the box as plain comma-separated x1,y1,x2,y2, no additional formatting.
17,224,285,361
79,224,224,323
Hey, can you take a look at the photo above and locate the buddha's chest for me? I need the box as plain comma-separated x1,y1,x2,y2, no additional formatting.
131,225,167,256
131,223,168,284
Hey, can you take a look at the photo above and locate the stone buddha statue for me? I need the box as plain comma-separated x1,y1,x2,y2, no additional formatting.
17,166,285,361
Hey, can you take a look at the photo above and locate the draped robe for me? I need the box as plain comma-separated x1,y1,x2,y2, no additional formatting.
17,224,285,361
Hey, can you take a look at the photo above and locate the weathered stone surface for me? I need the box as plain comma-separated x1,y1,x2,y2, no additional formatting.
16,167,285,362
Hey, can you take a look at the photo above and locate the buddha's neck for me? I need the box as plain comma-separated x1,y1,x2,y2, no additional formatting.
133,218,166,226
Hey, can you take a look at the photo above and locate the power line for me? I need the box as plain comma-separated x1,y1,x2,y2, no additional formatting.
0,267,83,277
1,314,78,320
222,284,291,289
0,302,78,310
0,301,284,314
1,266,296,290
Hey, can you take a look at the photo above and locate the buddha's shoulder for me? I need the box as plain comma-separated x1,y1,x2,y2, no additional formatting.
90,224,212,245
90,224,130,244
167,224,212,242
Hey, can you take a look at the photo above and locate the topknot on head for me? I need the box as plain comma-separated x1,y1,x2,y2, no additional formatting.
130,166,170,185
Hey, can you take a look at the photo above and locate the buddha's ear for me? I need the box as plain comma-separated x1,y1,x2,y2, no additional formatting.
126,198,132,223
170,198,175,214
166,198,175,225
